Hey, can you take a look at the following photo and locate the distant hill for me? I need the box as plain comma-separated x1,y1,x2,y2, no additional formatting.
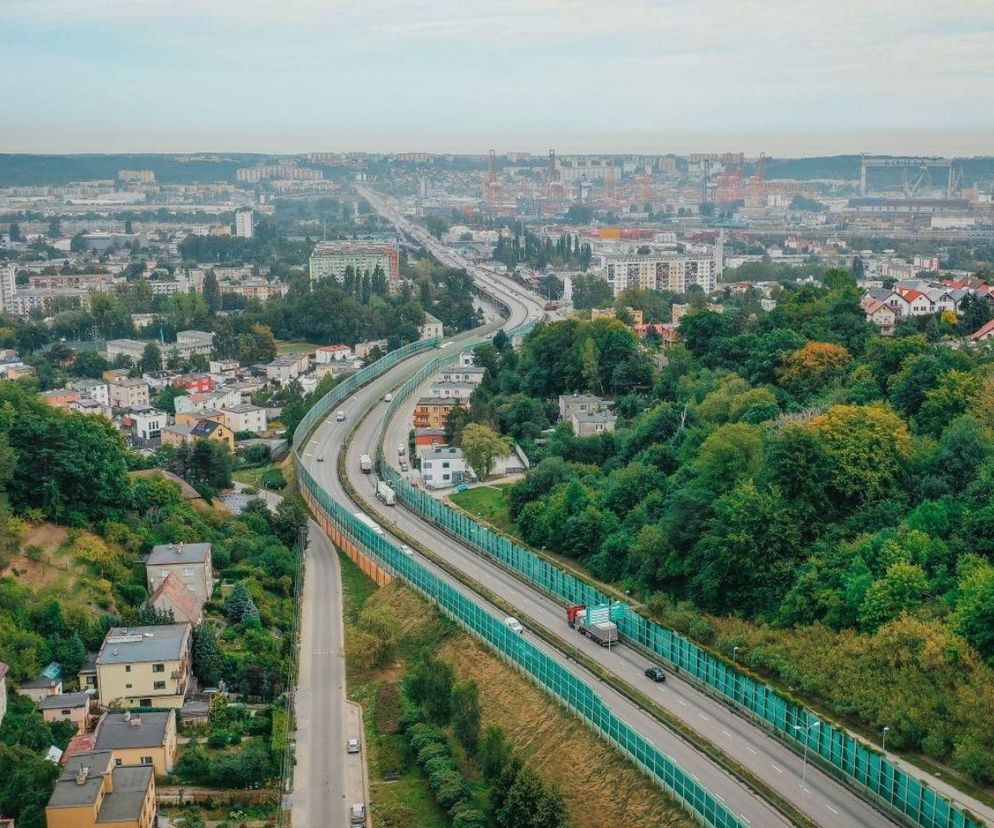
760,154,994,183
0,153,272,187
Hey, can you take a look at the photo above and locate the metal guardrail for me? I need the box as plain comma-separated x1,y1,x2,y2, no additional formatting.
292,332,747,828
376,341,985,828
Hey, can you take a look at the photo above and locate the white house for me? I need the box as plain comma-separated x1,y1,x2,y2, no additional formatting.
315,344,353,363
420,313,444,340
421,447,467,490
427,380,476,401
71,379,110,408
221,404,266,434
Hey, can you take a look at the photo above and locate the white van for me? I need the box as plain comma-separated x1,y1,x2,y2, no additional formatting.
504,617,524,634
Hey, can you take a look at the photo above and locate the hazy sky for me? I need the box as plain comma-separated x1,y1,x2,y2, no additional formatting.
2,0,993,156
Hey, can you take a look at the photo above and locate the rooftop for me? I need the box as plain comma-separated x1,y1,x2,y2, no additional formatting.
95,711,173,751
38,691,89,711
96,623,190,666
148,573,204,625
48,751,113,810
148,542,211,566
423,447,465,461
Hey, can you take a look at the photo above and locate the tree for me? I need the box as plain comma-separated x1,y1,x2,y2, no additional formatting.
192,623,223,686
950,558,994,661
859,561,930,631
0,743,59,828
777,341,851,397
496,765,545,828
224,583,260,626
69,350,109,378
451,681,481,754
479,725,513,780
203,271,221,314
139,342,162,373
404,654,454,724
460,423,512,482
155,384,187,415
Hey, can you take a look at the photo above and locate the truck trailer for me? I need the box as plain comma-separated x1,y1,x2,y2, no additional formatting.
567,604,619,647
376,481,396,506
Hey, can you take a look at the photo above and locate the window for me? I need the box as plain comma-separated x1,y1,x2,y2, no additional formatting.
140,698,152,707
61,709,71,715
125,665,131,673
125,683,132,689
153,681,166,690
115,758,123,767
141,756,153,765
153,664,165,673
182,567,193,576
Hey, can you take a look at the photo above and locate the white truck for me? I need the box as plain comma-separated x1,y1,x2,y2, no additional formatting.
376,481,396,506
359,454,373,473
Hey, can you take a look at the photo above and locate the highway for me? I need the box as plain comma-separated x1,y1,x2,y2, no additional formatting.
330,189,909,827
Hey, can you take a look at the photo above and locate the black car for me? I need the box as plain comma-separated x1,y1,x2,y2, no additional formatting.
645,666,666,682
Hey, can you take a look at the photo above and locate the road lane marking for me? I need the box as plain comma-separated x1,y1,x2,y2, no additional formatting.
678,698,688,706
771,764,784,774
722,729,734,738
739,817,750,825
746,746,757,755
698,713,709,721
825,804,839,815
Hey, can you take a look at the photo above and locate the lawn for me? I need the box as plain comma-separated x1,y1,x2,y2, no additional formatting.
276,340,320,355
447,485,515,535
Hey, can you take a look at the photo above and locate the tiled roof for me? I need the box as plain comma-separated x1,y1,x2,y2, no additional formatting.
149,572,204,625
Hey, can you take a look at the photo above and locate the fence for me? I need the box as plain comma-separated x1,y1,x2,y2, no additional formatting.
292,334,747,828
375,346,985,828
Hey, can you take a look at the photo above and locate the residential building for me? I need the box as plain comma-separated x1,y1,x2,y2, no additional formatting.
266,354,308,383
421,447,467,490
558,394,610,422
315,344,353,363
131,313,155,330
634,322,680,346
862,298,899,336
8,287,91,317
437,365,486,385
93,710,178,775
314,358,360,378
38,691,90,732
94,623,192,708
71,379,110,408
70,397,110,418
308,240,400,287
40,388,81,410
171,373,214,394
458,351,475,367
146,542,213,603
234,208,254,239
219,278,289,303
571,409,617,436
0,662,7,728
148,572,204,626
174,386,242,415
414,427,447,459
354,339,388,359
603,252,717,296
413,396,459,429
173,330,215,358
209,359,239,377
128,407,165,442
17,662,64,703
971,318,994,344
0,263,15,314
220,403,266,433
106,339,150,364
427,380,476,400
109,379,150,410
46,750,156,828
420,313,444,340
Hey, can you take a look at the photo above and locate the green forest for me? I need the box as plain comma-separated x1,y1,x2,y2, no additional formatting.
457,272,994,784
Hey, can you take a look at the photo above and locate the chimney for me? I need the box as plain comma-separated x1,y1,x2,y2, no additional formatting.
76,766,90,785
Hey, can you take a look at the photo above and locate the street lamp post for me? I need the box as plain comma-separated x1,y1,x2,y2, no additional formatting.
733,646,739,664
882,726,890,752
793,720,820,789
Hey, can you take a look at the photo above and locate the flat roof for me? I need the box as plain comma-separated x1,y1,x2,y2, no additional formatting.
48,751,114,809
423,447,464,461
38,691,89,710
95,711,172,750
96,765,153,823
148,542,211,566
96,624,189,666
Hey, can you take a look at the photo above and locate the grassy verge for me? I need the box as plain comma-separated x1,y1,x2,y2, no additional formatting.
337,549,695,828
276,340,321,355
233,463,286,491
447,485,515,535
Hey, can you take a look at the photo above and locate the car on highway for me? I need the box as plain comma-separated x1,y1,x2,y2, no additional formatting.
384,393,393,402
399,459,409,471
399,544,414,556
504,617,524,634
347,738,360,754
316,455,324,462
336,410,346,421
645,666,666,682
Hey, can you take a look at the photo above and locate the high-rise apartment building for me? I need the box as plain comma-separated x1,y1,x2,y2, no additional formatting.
234,208,254,238
603,252,717,296
308,241,400,287
0,264,16,313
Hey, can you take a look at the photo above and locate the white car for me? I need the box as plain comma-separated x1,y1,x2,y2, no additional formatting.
336,411,346,422
347,738,360,754
399,544,414,557
384,393,393,403
504,617,524,634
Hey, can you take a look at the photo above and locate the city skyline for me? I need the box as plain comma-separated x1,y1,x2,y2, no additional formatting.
2,0,993,156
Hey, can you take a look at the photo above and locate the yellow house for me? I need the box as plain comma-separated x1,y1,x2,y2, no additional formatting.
95,624,191,709
93,710,177,776
46,750,156,828
39,691,91,732
161,415,235,451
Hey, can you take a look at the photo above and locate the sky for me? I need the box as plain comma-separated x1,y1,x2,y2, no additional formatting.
1,0,993,156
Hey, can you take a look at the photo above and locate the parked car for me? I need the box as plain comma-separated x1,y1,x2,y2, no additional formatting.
347,738,360,754
645,666,666,682
453,483,468,494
